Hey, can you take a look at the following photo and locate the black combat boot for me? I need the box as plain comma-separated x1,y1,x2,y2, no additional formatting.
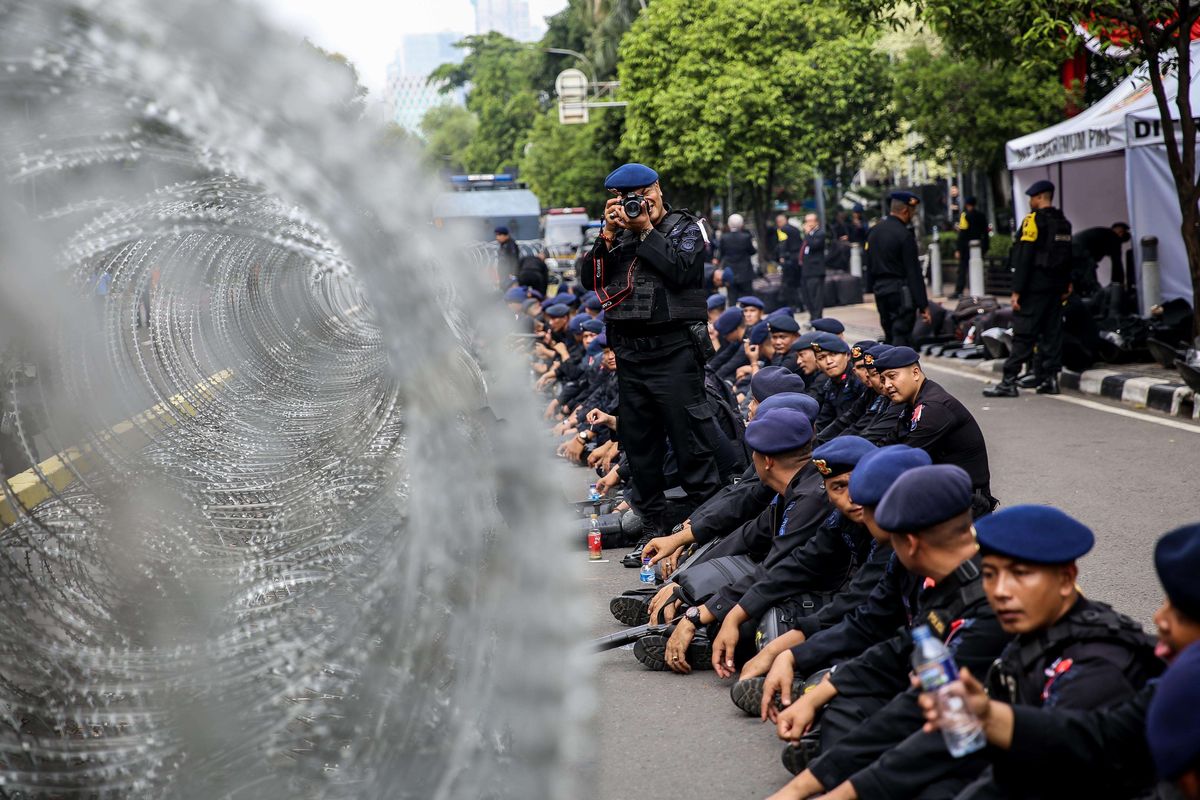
1016,373,1041,389
982,379,1019,398
1036,375,1061,394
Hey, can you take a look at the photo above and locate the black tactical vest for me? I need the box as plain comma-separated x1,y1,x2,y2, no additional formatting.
1034,207,1074,273
600,209,709,323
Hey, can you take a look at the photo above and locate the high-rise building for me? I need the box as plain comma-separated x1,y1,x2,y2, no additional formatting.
472,0,542,42
385,32,466,133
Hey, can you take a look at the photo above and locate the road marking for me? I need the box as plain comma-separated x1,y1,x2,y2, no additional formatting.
919,360,1200,434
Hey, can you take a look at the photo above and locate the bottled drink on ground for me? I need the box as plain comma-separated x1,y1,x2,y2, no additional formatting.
588,483,601,501
911,624,985,757
588,514,602,560
639,558,655,584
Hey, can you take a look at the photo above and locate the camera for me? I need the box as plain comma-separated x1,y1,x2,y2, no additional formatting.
621,193,646,218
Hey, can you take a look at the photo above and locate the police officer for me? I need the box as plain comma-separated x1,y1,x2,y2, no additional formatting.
582,162,722,544
800,212,828,320
494,225,520,279
810,333,865,433
865,192,931,346
951,196,988,299
984,180,1073,398
777,213,804,310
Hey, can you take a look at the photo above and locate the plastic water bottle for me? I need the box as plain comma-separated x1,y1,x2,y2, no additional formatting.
639,558,655,585
588,514,602,561
911,624,985,757
588,483,601,502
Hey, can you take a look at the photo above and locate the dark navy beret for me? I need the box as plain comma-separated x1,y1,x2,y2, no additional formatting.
581,290,598,303
812,436,876,478
849,445,932,507
768,315,801,334
965,196,978,205
543,303,570,318
1147,640,1200,780
750,366,807,402
810,318,845,335
889,191,920,206
604,162,658,191
707,293,727,311
1025,179,1055,197
863,343,894,369
714,307,745,336
748,320,771,345
812,332,850,354
850,340,878,362
744,408,814,455
788,332,820,354
721,267,734,284
975,505,1095,564
494,225,510,235
1155,523,1200,622
581,318,604,334
521,298,539,311
504,286,526,302
555,292,580,307
756,391,820,424
568,313,591,334
875,464,973,533
595,332,608,348
873,345,919,370
584,296,603,311
528,289,545,301
772,306,794,317
738,295,765,309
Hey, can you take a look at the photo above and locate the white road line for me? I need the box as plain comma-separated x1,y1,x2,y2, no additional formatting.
919,360,1200,434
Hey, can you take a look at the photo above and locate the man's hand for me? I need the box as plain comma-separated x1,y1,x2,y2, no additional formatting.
595,465,621,496
664,618,696,674
1010,292,1021,312
954,250,960,259
920,308,933,325
646,583,679,625
918,667,990,733
536,372,556,391
642,525,694,566
659,546,683,580
602,197,624,238
711,617,741,678
735,364,753,381
560,436,586,463
776,693,818,741
761,649,796,722
586,408,617,429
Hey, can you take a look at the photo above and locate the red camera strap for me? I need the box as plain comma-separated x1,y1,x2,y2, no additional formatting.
594,247,638,311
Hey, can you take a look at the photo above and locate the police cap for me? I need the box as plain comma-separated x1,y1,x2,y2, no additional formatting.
787,332,820,354
851,340,878,362
810,317,845,335
604,163,659,191
873,345,919,370
1025,179,1055,197
584,295,603,312
1155,523,1200,622
748,320,771,345
875,464,973,533
812,436,876,478
707,293,727,311
1147,640,1200,780
521,298,539,312
863,343,894,369
744,408,814,455
737,295,765,309
554,292,579,307
750,365,808,402
581,318,604,334
768,315,801,334
889,191,920,206
849,445,933,507
812,332,850,354
771,307,795,318
756,392,820,424
504,286,526,302
568,313,591,335
595,332,608,348
975,505,1095,564
494,225,510,235
714,307,745,336
543,303,570,319
965,196,978,206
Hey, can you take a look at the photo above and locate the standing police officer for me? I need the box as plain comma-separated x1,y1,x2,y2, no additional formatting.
865,192,931,346
952,196,988,299
984,180,1073,398
582,163,722,539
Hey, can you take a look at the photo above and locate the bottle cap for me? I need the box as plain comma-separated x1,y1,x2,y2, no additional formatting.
911,624,932,642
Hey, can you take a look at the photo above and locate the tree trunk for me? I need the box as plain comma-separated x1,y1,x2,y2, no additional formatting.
1183,199,1200,345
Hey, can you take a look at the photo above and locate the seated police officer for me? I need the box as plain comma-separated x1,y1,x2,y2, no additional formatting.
810,333,865,433
582,163,722,544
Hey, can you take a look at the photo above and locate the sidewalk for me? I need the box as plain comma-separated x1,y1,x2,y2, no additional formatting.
817,297,1200,422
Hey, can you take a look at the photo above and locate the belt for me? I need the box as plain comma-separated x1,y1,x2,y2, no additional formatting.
609,328,691,353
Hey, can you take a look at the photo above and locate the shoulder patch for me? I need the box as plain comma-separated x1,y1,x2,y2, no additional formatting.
674,221,702,254
1020,213,1038,243
958,212,969,231
910,403,924,430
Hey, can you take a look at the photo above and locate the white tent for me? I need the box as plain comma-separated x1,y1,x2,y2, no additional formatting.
1005,42,1200,305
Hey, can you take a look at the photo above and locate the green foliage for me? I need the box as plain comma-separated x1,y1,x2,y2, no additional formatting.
894,45,1067,172
520,109,613,216
431,33,542,172
418,105,478,173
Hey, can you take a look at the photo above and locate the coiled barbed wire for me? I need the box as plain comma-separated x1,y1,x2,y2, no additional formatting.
0,1,584,797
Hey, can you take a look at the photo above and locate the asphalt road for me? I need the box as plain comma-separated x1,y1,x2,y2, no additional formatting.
571,361,1200,800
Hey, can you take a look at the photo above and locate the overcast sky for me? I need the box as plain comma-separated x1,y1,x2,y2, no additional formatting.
254,0,568,97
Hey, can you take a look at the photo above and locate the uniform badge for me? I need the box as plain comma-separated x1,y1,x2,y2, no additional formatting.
851,346,863,359
910,403,924,430
1020,212,1038,242
927,611,946,637
813,458,831,476
864,354,874,365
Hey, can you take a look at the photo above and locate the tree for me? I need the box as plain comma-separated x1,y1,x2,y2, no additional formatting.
418,105,479,174
431,33,542,172
520,109,613,215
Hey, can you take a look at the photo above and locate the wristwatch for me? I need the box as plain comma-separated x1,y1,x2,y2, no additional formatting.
685,605,702,625
638,228,652,242
577,431,589,443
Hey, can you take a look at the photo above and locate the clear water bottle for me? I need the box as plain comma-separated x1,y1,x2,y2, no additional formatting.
911,624,985,757
639,558,655,585
588,514,602,561
588,482,601,502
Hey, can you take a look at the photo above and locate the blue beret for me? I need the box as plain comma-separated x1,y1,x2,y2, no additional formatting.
707,293,728,311
772,306,794,318
768,315,800,334
595,332,608,348
528,289,545,301
581,318,604,334
965,196,978,206
504,286,527,302
750,366,807,402
494,225,510,235
584,296,603,311
543,303,570,318
873,345,919,370
875,464,973,533
812,332,850,354
1155,523,1200,622
1025,179,1055,197
889,191,920,206
788,332,820,354
744,408,814,455
721,267,734,284
852,203,864,213
812,436,876,478
748,320,771,345
975,506,1095,564
1147,641,1200,780
604,162,658,191
850,340,877,362
737,295,765,309
849,445,932,507
581,290,598,303
568,312,591,334
714,307,745,336
521,298,538,311
756,392,820,424
555,292,579,306
810,317,845,335
863,343,893,369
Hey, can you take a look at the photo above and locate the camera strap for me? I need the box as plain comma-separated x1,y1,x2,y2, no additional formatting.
594,250,638,311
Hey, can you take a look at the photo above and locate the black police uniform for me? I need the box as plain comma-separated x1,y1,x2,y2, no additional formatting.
497,237,520,278
891,379,994,516
865,215,928,346
816,389,874,444
851,394,905,445
716,229,757,298
954,208,989,295
516,253,549,297
1001,206,1073,387
583,205,721,533
1073,225,1128,296
789,542,893,640
778,223,804,308
830,597,1163,800
812,365,866,434
801,228,828,319
688,464,775,546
